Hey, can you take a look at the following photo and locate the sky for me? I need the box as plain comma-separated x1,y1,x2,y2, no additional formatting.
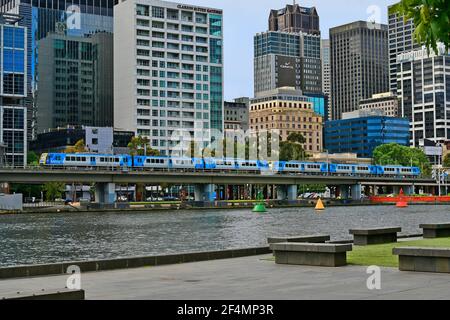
173,0,399,100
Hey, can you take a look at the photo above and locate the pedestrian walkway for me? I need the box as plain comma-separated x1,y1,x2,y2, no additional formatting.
1,255,449,300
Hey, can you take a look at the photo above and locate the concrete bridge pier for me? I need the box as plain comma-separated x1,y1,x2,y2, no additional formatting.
276,186,287,200
351,184,362,201
194,184,216,202
287,185,298,201
404,185,414,195
95,183,116,204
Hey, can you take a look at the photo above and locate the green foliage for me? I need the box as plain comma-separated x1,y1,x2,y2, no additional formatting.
128,136,160,156
392,0,450,54
279,132,308,161
10,183,43,198
42,182,65,201
27,151,39,165
373,143,431,175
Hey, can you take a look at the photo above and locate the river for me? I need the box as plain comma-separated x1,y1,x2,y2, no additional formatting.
1,205,449,267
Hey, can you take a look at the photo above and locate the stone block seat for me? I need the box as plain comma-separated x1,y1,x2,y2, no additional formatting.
393,247,450,273
420,223,450,239
267,234,330,245
270,243,352,267
350,227,402,246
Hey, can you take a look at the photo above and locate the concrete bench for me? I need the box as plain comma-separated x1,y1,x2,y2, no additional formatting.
420,223,450,239
393,247,450,273
270,243,352,267
350,227,402,245
1,289,85,300
267,234,330,245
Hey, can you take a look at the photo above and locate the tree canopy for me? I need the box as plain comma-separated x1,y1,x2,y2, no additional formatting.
27,151,39,165
279,132,308,162
65,139,87,153
391,0,450,54
127,136,160,156
373,143,431,175
42,182,65,201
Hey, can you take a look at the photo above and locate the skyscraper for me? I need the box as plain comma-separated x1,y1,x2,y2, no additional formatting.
114,0,224,156
269,3,320,35
253,30,322,96
0,0,114,138
321,39,330,118
330,21,389,120
387,3,419,94
0,14,27,166
36,32,113,133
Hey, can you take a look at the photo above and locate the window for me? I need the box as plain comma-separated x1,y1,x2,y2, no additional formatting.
152,6,165,19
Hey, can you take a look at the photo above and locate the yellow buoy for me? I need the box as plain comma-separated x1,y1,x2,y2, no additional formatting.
315,198,325,211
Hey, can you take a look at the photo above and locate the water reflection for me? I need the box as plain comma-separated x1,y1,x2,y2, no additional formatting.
0,205,449,267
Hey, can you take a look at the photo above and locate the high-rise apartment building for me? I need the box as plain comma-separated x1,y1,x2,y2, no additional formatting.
388,3,419,94
36,32,113,133
0,0,114,138
114,0,224,156
269,3,320,35
397,44,450,147
0,15,27,166
330,21,389,120
249,87,323,153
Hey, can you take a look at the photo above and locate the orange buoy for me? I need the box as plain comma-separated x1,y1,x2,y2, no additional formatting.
396,188,408,208
315,198,325,211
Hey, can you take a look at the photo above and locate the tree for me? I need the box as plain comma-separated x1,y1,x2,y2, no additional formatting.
128,136,160,156
27,151,39,166
279,132,308,161
391,0,450,54
65,139,87,153
42,182,65,201
443,153,450,167
373,143,431,176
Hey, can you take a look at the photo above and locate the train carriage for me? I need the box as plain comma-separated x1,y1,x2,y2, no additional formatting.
133,156,170,170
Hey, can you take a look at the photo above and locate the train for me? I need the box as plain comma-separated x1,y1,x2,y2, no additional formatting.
39,153,421,177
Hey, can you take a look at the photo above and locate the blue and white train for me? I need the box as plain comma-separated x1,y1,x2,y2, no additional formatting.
39,153,421,177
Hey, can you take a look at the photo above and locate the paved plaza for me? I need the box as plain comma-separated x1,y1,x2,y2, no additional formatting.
1,255,450,300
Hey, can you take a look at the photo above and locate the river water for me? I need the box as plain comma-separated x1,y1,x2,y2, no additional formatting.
1,205,450,267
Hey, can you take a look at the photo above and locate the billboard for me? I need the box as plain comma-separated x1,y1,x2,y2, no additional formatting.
276,56,297,88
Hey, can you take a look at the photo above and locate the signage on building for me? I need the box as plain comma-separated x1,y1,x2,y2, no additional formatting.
397,43,447,63
423,146,443,157
276,56,297,88
177,4,222,15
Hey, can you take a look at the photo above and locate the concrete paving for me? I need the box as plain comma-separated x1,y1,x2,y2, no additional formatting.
1,255,450,300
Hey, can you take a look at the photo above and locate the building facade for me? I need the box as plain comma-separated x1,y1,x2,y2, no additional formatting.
30,126,134,154
254,30,322,98
324,114,410,158
0,17,27,166
249,87,323,154
268,4,320,35
114,0,224,156
321,39,331,119
0,0,114,139
36,32,113,133
388,3,419,94
224,99,249,131
330,21,389,120
359,92,399,117
397,45,450,147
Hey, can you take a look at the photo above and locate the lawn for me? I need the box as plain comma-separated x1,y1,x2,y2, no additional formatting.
348,238,450,267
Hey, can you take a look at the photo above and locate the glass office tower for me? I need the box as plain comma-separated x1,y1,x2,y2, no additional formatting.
0,0,114,136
